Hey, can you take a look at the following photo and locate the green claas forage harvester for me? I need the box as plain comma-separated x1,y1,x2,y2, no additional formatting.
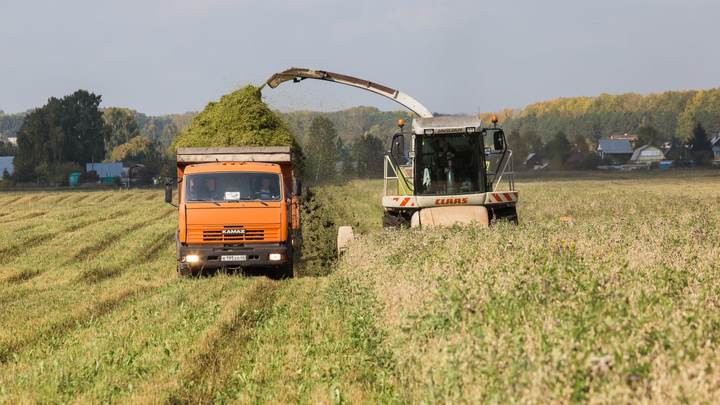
263,68,518,250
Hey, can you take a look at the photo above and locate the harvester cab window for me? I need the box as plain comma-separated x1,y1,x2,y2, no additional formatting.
185,173,281,202
415,134,484,195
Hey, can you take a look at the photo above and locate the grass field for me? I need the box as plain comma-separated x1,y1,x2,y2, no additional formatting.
0,173,719,403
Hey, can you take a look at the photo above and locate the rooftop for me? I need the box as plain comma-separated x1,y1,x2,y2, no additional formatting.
597,139,633,154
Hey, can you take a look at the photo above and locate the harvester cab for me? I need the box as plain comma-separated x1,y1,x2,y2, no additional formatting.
262,67,518,230
384,114,517,228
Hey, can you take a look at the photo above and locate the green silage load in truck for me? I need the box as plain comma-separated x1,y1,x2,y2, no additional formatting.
172,85,296,150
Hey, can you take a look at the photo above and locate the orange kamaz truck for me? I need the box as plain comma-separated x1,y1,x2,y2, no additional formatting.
165,147,301,277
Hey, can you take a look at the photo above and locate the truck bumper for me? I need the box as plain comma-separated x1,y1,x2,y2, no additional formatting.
178,243,290,269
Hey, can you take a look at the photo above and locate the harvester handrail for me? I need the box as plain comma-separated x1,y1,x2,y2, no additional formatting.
384,154,413,196
492,149,515,192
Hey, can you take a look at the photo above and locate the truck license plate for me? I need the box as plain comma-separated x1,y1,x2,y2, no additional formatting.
221,255,247,262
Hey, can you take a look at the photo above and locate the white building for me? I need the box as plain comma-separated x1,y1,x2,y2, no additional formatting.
630,145,665,164
712,134,720,166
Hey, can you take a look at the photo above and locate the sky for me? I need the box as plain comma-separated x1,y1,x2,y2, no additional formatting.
1,0,719,116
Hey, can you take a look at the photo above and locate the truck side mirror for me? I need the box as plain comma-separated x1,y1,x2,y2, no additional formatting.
164,179,173,204
391,133,405,163
293,178,302,197
493,130,505,151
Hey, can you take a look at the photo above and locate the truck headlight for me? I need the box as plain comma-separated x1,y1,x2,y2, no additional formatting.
186,254,200,263
269,253,282,261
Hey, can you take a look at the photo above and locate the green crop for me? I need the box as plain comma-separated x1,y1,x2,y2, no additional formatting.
1,172,719,403
171,85,297,150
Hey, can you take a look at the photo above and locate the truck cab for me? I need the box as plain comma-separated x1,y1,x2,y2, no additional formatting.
166,147,300,277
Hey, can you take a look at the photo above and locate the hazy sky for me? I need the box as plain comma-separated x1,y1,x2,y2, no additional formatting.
1,0,719,115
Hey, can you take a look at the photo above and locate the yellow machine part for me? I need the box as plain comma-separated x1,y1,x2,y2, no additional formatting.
411,206,489,228
396,165,413,196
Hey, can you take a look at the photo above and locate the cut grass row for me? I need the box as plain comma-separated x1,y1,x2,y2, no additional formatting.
0,184,400,403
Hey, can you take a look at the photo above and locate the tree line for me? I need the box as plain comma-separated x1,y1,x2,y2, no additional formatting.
2,90,390,186
301,116,385,183
6,90,178,185
495,89,720,169
507,122,715,171
5,87,719,185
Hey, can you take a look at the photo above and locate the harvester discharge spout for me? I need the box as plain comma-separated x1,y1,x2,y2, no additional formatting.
263,67,434,119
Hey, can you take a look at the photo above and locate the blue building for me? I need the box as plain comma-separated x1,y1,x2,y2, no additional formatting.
0,156,13,177
86,162,123,182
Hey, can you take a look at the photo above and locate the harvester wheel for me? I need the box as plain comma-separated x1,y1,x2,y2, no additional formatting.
490,206,518,224
383,213,409,229
337,226,355,256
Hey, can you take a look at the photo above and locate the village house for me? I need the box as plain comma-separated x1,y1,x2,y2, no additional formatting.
597,139,634,164
630,145,665,165
712,134,720,166
524,152,548,170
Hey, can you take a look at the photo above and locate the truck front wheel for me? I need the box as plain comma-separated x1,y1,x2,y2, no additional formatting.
278,260,294,279
177,262,195,278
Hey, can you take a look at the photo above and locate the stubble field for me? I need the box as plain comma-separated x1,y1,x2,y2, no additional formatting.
0,172,719,403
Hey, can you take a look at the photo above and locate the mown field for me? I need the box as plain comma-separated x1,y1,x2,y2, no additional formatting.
1,172,719,403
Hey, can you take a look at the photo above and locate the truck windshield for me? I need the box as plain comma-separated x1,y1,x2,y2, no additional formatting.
414,134,485,195
185,172,282,202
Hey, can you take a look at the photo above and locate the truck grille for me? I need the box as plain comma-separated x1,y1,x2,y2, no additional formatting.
202,227,265,242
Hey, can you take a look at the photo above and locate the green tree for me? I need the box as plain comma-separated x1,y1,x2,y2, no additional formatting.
544,131,571,168
523,129,544,154
14,90,108,182
159,122,179,150
508,129,529,170
572,133,590,153
688,123,713,165
636,125,664,146
350,132,385,178
0,140,17,155
303,116,339,182
336,137,354,179
110,136,162,174
14,105,56,182
60,90,107,164
103,108,139,156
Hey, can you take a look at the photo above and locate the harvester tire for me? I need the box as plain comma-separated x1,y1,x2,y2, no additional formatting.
337,226,355,256
490,206,518,224
383,213,409,229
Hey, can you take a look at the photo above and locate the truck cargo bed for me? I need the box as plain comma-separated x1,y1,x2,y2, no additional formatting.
176,147,292,164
